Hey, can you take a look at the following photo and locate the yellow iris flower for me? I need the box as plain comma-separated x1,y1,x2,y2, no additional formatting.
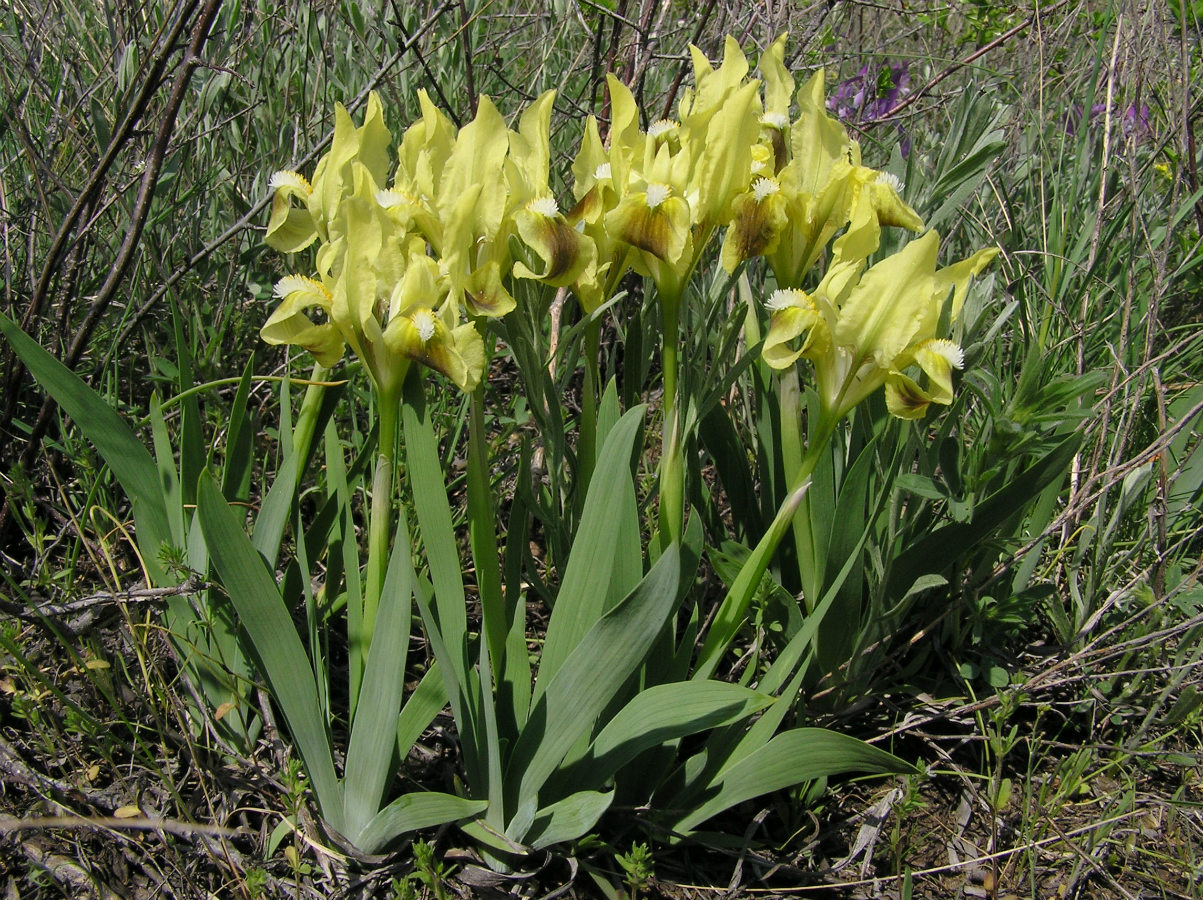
261,129,484,393
763,197,997,420
721,64,923,283
265,92,392,255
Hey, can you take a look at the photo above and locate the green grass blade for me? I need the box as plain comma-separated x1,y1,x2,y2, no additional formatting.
252,452,299,565
401,378,482,783
169,295,204,508
500,490,532,734
253,373,341,567
886,432,1082,599
0,312,171,583
694,481,810,680
467,389,506,691
699,403,761,538
195,471,342,831
149,392,186,551
548,682,771,799
354,792,487,855
343,508,415,838
396,662,446,757
527,791,614,850
221,361,256,502
595,377,621,453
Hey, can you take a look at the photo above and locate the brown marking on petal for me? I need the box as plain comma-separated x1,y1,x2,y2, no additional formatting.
768,129,788,174
413,351,443,376
618,205,671,260
543,219,579,281
732,200,777,262
892,380,929,414
567,188,601,225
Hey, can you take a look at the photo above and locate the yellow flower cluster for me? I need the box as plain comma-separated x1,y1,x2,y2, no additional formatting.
259,34,996,418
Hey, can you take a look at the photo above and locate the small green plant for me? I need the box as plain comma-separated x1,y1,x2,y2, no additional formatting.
615,841,655,900
389,840,452,900
242,867,268,899
390,875,419,900
887,775,928,876
412,839,452,900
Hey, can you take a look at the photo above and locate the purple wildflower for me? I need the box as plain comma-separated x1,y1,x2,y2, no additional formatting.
827,62,911,122
1065,100,1150,144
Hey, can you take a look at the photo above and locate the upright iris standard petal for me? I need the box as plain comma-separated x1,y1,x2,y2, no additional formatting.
683,80,763,231
933,245,1001,320
682,35,751,119
437,94,509,236
506,91,557,210
397,90,457,205
604,75,647,194
834,230,939,369
758,34,794,173
436,96,510,315
792,71,861,195
311,92,393,239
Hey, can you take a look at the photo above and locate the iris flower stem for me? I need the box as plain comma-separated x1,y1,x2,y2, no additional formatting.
467,385,507,686
289,364,330,488
576,318,602,516
658,289,684,549
362,387,399,658
777,369,822,613
790,410,838,613
693,411,837,680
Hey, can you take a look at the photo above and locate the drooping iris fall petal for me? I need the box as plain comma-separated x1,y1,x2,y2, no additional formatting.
261,275,345,367
721,176,788,273
605,183,690,268
265,171,318,253
513,197,597,287
382,308,484,392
